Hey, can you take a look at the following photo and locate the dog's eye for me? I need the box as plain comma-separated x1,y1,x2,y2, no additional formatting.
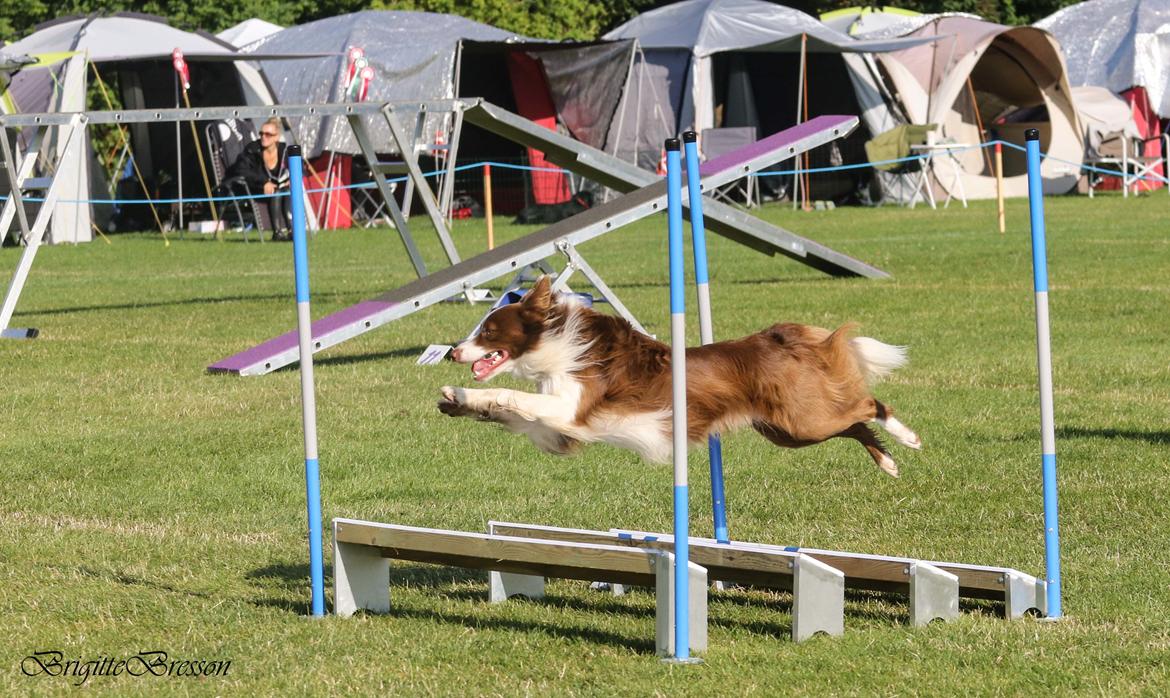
481,328,494,338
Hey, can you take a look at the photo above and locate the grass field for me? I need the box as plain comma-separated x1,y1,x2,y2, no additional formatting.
1,194,1168,695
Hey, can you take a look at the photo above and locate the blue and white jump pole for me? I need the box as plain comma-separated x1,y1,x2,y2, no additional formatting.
1023,129,1062,619
681,131,729,545
664,138,692,659
288,144,326,617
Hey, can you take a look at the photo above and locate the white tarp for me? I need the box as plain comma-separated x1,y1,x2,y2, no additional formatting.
1036,0,1170,118
217,18,283,48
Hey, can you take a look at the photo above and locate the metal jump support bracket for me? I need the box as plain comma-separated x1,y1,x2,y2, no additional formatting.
0,113,87,339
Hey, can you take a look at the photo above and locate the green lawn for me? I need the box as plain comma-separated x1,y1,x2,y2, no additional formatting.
2,194,1168,695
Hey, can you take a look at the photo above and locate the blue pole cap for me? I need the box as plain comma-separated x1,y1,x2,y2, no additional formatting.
1025,128,1040,142
288,144,302,157
665,137,681,152
682,131,697,143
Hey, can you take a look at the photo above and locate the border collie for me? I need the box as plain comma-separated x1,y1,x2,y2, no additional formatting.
438,276,920,476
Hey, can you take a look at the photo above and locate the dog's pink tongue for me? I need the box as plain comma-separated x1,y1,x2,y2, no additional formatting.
472,357,492,381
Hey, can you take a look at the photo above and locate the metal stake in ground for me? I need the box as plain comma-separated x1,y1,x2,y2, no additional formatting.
682,131,729,545
1023,128,1062,619
288,144,326,617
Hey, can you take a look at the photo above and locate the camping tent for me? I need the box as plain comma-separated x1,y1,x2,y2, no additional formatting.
603,0,937,202
1036,0,1170,191
1,13,283,242
247,10,635,216
851,14,1083,200
217,18,283,48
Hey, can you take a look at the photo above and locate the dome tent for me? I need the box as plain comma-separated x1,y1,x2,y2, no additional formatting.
853,13,1084,200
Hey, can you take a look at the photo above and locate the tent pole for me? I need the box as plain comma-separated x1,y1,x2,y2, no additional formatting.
802,36,811,212
175,72,183,234
793,35,805,210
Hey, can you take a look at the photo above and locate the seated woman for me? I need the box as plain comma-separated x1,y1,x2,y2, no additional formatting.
228,117,292,241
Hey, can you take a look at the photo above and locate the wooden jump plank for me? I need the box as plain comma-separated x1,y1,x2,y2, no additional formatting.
335,519,659,587
614,528,1043,611
489,521,803,590
489,521,848,640
332,518,709,656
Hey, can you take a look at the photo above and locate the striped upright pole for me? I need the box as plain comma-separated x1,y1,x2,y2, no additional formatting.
288,144,326,617
681,131,729,545
1023,129,1062,619
664,138,691,659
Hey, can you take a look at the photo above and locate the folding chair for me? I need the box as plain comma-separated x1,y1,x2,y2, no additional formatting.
1087,132,1169,197
701,127,760,207
864,123,937,207
204,119,267,240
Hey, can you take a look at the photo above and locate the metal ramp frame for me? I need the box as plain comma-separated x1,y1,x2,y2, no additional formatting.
208,112,871,376
0,101,465,339
0,113,87,339
463,101,889,279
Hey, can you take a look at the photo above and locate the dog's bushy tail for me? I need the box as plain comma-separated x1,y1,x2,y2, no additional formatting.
850,335,909,382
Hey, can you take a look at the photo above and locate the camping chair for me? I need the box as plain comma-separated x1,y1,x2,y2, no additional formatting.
204,119,267,240
701,127,760,207
864,123,937,207
349,158,396,228
1087,131,1169,198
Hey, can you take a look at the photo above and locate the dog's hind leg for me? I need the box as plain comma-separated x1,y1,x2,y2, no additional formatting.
839,423,899,477
870,399,922,450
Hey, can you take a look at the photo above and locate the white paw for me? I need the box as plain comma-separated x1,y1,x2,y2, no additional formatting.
880,417,922,450
440,385,458,403
877,453,899,478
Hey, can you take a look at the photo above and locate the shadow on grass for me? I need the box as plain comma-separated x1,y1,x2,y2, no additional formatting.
73,566,217,600
14,292,293,318
265,346,436,372
379,603,657,654
1055,426,1170,446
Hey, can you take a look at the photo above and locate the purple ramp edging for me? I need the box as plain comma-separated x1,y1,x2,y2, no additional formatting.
698,115,855,178
209,300,398,373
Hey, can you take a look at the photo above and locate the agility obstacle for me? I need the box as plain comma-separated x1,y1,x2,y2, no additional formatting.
210,112,883,376
298,127,1059,655
332,518,708,657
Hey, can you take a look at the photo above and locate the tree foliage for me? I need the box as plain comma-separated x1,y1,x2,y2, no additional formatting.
0,0,1086,44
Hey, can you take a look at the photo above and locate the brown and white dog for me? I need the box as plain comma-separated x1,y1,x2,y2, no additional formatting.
438,276,921,476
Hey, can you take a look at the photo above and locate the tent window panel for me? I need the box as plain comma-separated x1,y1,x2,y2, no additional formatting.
742,52,875,204
115,59,247,202
456,47,534,214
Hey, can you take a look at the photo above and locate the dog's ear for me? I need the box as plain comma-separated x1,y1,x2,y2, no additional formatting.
520,276,553,322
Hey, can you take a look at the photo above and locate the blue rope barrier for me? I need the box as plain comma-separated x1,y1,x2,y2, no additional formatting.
7,140,1166,207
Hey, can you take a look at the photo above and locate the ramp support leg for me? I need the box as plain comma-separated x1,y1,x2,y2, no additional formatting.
1004,570,1047,619
908,561,960,626
792,553,845,642
333,537,390,617
488,571,545,603
655,552,707,657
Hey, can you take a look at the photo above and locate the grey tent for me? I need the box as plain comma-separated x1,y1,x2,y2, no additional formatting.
247,10,635,163
604,0,936,202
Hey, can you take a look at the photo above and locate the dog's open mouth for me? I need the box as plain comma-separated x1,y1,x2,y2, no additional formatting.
472,350,510,381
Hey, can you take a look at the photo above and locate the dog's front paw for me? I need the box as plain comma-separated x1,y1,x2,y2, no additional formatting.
438,386,488,419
